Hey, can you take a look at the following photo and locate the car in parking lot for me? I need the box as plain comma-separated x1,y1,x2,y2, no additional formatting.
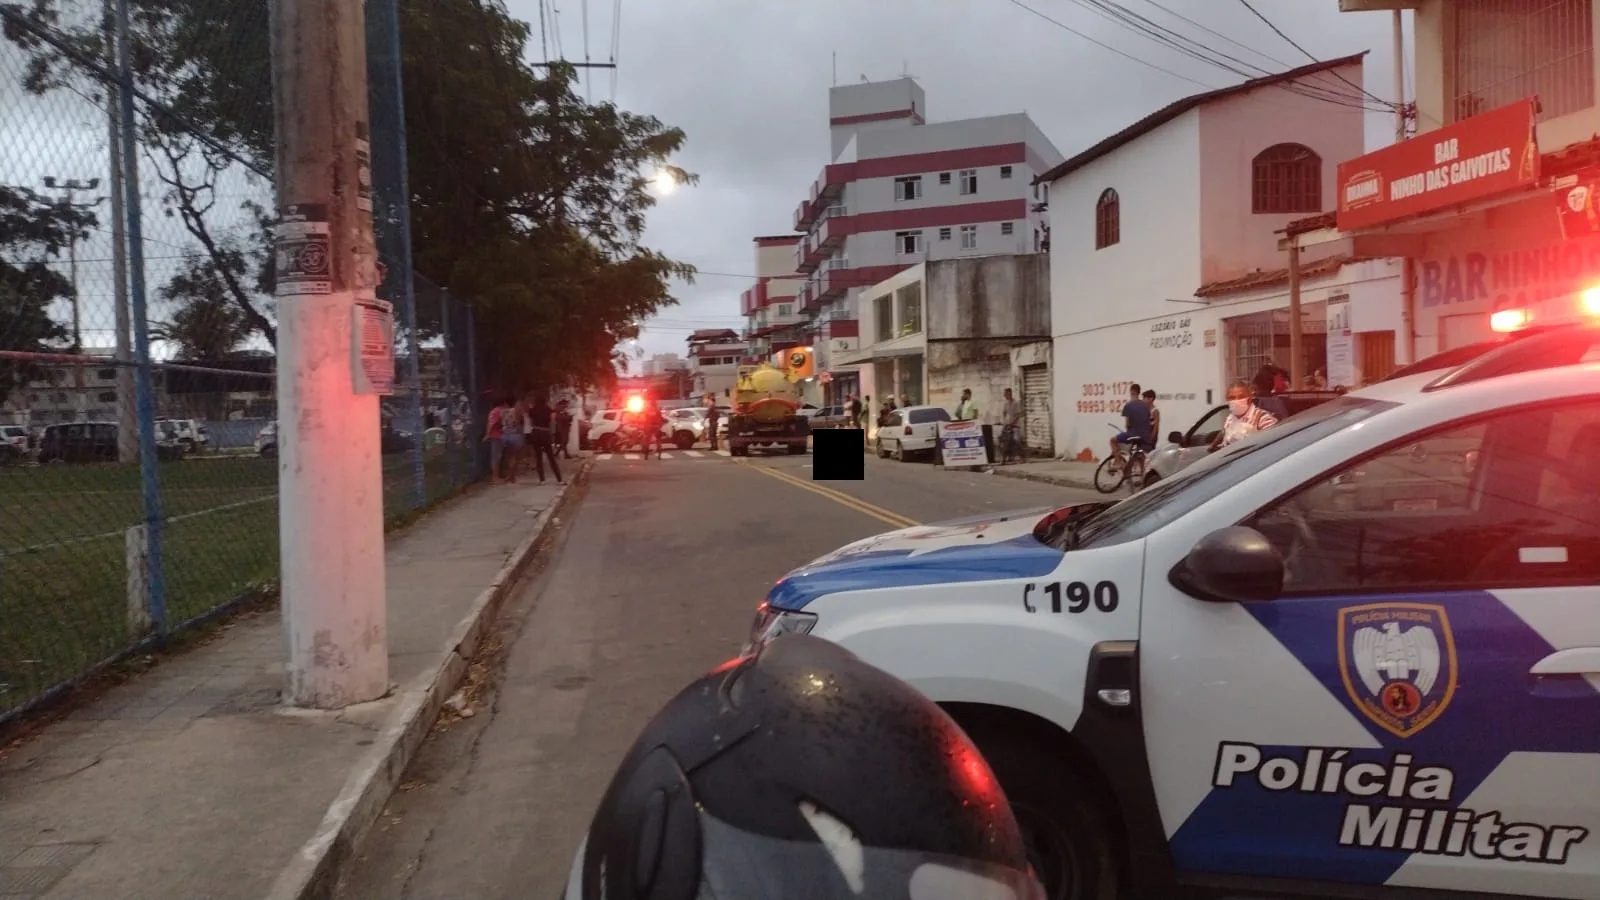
745,320,1600,900
1,424,28,464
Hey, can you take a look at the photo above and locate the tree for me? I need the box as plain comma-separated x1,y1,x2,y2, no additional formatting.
0,184,92,401
152,250,255,360
6,0,695,394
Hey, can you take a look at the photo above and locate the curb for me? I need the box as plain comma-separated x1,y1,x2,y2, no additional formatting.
988,463,1097,492
265,458,593,900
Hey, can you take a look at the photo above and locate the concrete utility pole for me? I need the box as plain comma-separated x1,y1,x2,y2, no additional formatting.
105,0,136,462
1287,240,1303,389
269,0,389,708
41,176,102,422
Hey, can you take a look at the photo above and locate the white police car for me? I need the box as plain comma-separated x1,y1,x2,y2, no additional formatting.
746,322,1600,900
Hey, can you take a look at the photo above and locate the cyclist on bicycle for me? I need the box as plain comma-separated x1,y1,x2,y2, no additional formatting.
1108,382,1154,461
639,397,666,459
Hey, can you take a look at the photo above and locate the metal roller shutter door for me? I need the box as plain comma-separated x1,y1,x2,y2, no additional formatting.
1021,364,1051,456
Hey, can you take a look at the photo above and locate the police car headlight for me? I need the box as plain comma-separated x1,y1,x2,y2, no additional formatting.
742,602,817,655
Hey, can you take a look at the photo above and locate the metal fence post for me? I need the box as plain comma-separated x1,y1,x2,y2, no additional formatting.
116,0,166,632
464,300,482,480
366,0,424,511
440,289,457,490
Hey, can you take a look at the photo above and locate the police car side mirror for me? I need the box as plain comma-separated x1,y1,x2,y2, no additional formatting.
1169,526,1284,604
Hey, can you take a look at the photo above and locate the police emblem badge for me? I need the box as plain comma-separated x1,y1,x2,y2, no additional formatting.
1337,602,1459,739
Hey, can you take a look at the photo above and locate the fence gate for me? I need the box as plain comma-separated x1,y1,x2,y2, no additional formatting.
1021,364,1052,456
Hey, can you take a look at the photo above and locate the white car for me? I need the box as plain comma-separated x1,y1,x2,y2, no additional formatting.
665,407,709,449
588,409,669,453
744,322,1600,900
873,405,950,462
156,417,210,452
255,421,277,457
0,424,27,463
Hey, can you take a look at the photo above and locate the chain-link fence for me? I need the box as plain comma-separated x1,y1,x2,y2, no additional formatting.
0,0,486,723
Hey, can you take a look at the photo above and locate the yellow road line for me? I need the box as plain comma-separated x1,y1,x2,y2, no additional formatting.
737,460,920,530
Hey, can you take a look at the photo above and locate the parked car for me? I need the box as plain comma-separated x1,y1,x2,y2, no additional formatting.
1145,390,1343,484
809,405,855,429
666,407,708,449
37,422,185,464
1,424,28,464
255,421,277,457
873,405,951,462
588,409,670,453
156,417,210,452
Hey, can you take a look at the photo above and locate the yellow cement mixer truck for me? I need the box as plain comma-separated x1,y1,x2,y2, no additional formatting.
727,348,814,457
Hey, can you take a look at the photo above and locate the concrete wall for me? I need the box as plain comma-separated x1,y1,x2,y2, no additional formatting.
927,340,1012,421
924,254,1050,341
1196,60,1367,285
829,78,926,160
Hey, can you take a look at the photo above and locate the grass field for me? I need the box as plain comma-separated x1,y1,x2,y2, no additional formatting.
0,445,479,720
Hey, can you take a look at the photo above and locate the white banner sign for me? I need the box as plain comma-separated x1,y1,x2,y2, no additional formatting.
1326,297,1355,388
938,419,988,468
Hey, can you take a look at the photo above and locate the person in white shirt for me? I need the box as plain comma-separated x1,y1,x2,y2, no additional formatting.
1210,381,1278,451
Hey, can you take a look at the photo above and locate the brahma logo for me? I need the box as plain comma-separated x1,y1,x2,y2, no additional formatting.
1342,169,1384,210
1337,602,1458,739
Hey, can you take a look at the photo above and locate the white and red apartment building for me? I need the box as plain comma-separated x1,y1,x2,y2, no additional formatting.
783,76,1064,402
685,328,747,402
741,235,807,377
1317,1,1600,363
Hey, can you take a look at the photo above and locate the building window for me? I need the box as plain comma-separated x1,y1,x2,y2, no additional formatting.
1000,221,1015,236
938,227,952,241
894,176,922,201
939,172,951,185
1094,188,1120,250
959,225,978,250
1453,0,1594,123
874,293,894,340
96,367,115,381
1251,143,1322,214
895,230,923,255
959,169,977,195
97,391,116,403
777,304,792,316
1034,228,1042,252
1000,165,1013,179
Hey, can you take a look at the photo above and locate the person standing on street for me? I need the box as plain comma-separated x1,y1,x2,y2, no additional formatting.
526,394,564,484
554,399,574,460
1142,389,1161,444
501,396,526,482
484,396,510,484
1000,387,1023,459
848,393,864,445
955,388,979,421
705,394,721,451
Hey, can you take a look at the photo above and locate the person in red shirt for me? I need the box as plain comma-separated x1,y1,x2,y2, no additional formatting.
484,396,511,483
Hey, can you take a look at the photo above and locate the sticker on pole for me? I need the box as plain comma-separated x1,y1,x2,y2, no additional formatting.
274,204,332,296
938,419,988,468
352,296,395,396
355,122,374,213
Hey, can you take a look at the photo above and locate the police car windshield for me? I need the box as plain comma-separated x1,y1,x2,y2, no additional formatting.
1072,397,1395,549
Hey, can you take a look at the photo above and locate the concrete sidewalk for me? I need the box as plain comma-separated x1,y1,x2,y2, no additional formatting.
0,462,588,900
988,458,1099,491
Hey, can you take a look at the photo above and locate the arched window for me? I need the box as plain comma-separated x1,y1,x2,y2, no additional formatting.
1252,143,1322,214
1094,188,1120,250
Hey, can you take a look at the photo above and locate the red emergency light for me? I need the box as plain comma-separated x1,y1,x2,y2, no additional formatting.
1490,286,1600,334
625,394,645,414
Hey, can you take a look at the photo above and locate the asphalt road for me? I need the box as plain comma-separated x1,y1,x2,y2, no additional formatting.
337,451,1099,899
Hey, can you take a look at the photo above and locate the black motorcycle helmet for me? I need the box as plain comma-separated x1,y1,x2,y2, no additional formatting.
562,634,1042,900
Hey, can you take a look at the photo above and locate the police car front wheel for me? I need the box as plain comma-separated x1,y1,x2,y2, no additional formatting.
974,733,1121,900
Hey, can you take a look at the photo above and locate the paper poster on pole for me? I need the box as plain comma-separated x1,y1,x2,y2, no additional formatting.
274,204,332,296
1326,296,1355,388
937,419,988,468
352,297,395,395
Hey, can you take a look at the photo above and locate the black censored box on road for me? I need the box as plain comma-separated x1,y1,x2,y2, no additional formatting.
811,429,865,481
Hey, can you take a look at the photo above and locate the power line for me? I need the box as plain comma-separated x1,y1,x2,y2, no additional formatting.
1000,0,1217,90
609,0,622,102
1071,0,1388,112
1235,0,1397,111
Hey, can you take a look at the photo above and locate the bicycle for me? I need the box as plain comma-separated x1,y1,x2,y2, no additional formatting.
997,424,1024,465
1094,423,1152,494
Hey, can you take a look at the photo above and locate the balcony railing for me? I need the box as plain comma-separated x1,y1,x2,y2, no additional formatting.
795,165,848,230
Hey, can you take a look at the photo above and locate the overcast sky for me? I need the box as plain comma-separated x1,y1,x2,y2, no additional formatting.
501,0,1411,364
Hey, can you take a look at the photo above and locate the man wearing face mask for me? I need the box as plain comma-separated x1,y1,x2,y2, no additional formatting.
1210,380,1278,451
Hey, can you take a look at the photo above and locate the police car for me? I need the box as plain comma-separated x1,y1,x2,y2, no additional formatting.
746,317,1600,900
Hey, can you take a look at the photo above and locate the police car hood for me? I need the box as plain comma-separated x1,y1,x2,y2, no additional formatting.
766,506,1074,611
